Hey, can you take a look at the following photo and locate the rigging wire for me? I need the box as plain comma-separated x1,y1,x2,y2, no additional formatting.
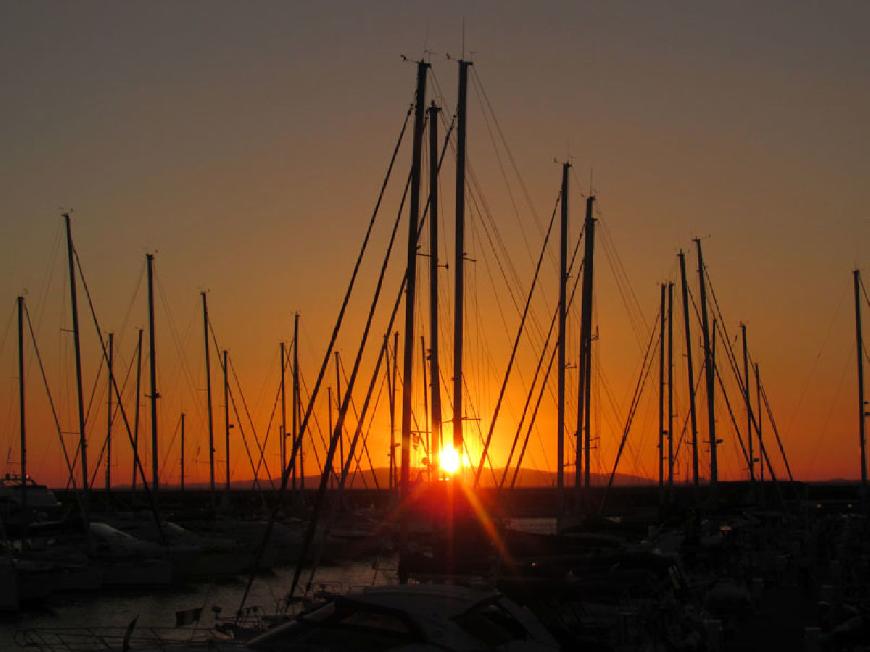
251,349,284,483
861,274,870,310
475,191,560,486
72,246,167,544
157,413,183,485
757,379,795,482
673,368,704,461
30,221,64,340
155,275,206,428
469,70,537,266
506,235,586,487
280,109,459,608
710,326,751,472
702,262,793,480
690,257,787,487
301,361,390,596
298,372,327,477
228,354,275,486
338,354,381,489
238,104,451,619
470,67,546,239
207,322,273,492
24,303,76,486
88,342,138,487
600,306,660,510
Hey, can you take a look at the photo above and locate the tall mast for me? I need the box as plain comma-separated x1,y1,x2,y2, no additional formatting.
180,412,186,491
106,333,114,494
667,283,674,489
452,59,470,455
694,239,717,486
292,314,302,492
576,195,596,492
583,332,592,488
202,292,216,498
741,323,754,482
658,283,666,491
64,213,89,525
755,362,764,482
146,253,160,494
17,296,26,510
400,59,429,496
223,349,230,492
393,332,399,489
131,328,143,490
854,270,867,492
420,335,430,480
388,331,398,491
400,60,428,583
280,341,288,489
328,386,334,489
557,163,569,501
427,101,443,477
335,352,344,481
678,250,700,485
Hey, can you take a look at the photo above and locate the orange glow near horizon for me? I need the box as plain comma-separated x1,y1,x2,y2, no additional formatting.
439,446,462,477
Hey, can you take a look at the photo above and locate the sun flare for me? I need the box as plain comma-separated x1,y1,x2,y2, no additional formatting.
439,446,461,476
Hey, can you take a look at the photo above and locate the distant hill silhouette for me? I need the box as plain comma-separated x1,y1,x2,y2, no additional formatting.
147,467,654,491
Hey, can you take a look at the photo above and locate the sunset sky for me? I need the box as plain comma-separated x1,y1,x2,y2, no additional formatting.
1,1,868,488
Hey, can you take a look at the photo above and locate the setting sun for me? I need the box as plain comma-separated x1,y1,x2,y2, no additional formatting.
439,446,461,477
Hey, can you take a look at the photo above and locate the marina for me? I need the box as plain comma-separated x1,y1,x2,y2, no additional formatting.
1,3,869,650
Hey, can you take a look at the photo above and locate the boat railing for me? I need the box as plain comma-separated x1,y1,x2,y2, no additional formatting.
13,625,219,651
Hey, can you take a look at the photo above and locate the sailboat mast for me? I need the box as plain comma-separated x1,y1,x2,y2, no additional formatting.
17,296,26,510
389,332,398,491
577,196,596,491
399,60,428,583
280,341,288,488
292,313,302,492
742,323,755,482
106,332,113,494
854,270,867,492
557,163,568,501
64,213,89,525
335,352,344,481
658,283,666,491
583,335,592,489
131,328,143,490
180,412,185,491
201,292,216,497
678,250,700,485
146,253,160,494
223,349,230,492
694,239,717,486
420,336,430,481
328,386,334,489
400,59,429,498
756,362,764,482
667,282,674,488
453,60,469,454
427,101,443,477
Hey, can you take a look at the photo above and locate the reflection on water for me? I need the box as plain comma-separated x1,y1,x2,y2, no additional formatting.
0,558,399,649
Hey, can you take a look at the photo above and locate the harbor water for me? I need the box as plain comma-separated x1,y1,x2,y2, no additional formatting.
0,558,399,649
